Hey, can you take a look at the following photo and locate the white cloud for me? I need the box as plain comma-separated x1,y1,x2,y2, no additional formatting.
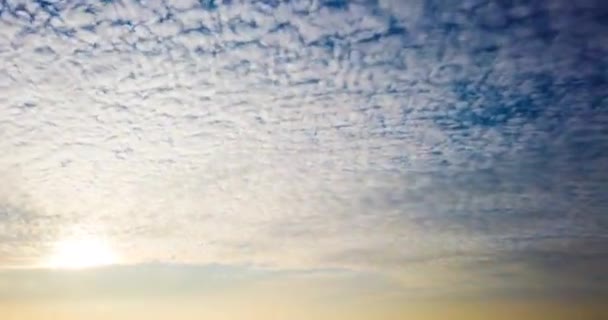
0,0,607,296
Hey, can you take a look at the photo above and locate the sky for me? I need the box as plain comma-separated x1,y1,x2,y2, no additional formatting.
0,0,607,319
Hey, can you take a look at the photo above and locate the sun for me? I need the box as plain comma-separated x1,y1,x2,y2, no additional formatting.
47,237,118,269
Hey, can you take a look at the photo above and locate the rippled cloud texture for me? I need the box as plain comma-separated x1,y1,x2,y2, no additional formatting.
1,0,607,305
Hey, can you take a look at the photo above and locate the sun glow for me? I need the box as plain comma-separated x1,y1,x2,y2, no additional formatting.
47,237,118,269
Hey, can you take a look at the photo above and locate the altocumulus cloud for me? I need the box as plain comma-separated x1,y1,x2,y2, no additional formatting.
0,0,607,297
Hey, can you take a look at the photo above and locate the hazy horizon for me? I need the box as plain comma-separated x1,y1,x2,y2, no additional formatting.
1,0,607,319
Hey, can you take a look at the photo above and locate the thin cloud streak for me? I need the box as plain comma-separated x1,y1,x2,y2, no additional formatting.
0,0,607,300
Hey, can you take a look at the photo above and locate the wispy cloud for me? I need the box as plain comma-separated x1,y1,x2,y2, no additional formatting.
0,0,607,298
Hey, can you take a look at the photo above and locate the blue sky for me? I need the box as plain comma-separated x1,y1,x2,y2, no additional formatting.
0,0,607,316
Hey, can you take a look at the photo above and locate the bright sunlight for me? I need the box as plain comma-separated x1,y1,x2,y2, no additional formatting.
47,237,118,269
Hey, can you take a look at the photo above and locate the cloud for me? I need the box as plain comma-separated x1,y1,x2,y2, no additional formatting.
0,0,607,297
0,263,397,303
